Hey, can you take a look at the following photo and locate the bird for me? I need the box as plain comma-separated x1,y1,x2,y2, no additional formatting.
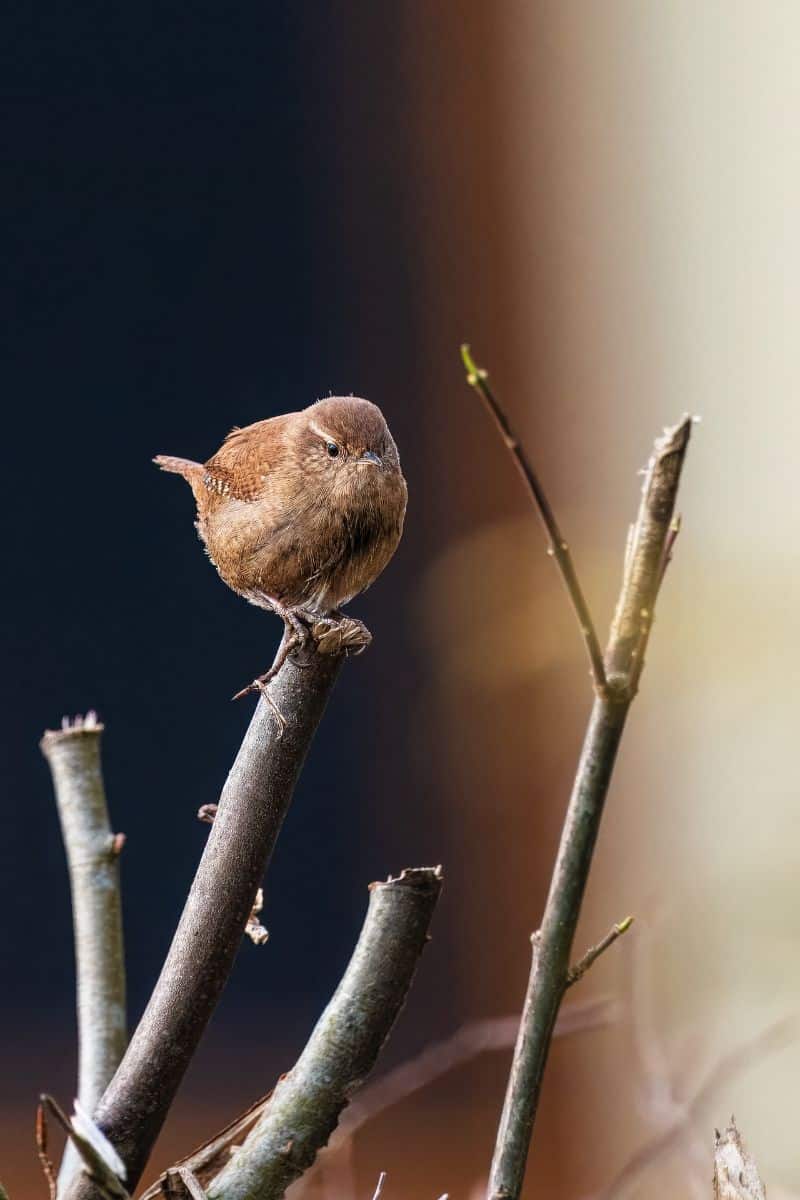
154,395,407,703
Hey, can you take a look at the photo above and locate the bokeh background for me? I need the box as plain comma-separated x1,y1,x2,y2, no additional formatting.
4,4,800,1197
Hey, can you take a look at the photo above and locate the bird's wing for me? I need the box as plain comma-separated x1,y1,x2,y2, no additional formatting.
203,415,290,502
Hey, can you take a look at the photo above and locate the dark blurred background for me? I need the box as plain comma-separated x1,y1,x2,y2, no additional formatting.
5,5,800,1198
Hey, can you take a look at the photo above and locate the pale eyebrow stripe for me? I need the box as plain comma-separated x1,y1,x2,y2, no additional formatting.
309,420,337,442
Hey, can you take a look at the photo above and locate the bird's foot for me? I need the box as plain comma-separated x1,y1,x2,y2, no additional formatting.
306,613,372,657
231,610,371,733
232,658,291,732
230,611,311,730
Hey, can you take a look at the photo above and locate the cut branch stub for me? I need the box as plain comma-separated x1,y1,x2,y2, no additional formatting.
40,713,127,1195
606,417,692,688
713,1121,766,1200
205,867,443,1200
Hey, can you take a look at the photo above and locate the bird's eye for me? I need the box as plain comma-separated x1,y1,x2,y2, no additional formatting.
326,442,339,458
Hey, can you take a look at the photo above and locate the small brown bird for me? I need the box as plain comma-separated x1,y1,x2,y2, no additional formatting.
154,396,407,699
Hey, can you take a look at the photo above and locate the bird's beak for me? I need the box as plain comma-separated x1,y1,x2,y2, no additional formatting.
359,450,382,466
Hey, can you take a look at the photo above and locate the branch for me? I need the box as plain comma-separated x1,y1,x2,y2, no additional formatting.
714,1120,766,1200
63,640,349,1200
487,416,692,1200
141,997,614,1200
205,867,443,1200
36,1100,58,1200
40,713,127,1194
39,1097,129,1200
606,422,692,689
566,917,634,987
461,345,608,694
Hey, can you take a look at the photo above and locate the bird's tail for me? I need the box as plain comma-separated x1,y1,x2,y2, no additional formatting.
153,454,207,505
153,454,203,481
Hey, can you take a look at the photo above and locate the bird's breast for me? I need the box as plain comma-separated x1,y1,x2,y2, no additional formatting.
199,471,405,612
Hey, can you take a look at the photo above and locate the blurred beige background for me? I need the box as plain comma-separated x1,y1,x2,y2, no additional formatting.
367,3,800,1197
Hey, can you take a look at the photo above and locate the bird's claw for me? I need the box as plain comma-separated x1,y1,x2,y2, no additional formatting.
231,613,370,737
309,615,372,657
256,680,287,735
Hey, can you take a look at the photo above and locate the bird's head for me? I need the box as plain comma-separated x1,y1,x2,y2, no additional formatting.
298,397,404,500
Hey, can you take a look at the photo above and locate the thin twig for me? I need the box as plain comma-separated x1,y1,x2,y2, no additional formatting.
244,887,269,946
40,713,127,1194
566,918,634,987
139,1097,274,1200
63,639,352,1200
486,416,692,1200
40,1097,129,1200
174,1168,210,1200
36,1101,58,1200
371,1173,387,1200
205,868,442,1200
461,344,608,695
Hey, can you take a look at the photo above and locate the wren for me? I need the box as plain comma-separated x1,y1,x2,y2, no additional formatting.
155,396,407,700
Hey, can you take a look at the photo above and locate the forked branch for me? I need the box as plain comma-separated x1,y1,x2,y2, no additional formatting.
63,639,351,1200
463,351,693,1200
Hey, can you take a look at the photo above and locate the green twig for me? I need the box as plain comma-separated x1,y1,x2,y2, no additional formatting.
566,916,634,987
461,344,608,695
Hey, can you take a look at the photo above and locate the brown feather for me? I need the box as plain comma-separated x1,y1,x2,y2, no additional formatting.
154,397,407,615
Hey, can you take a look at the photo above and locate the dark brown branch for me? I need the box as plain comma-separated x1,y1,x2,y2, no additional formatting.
63,640,348,1200
205,867,443,1200
461,344,608,695
487,416,692,1200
